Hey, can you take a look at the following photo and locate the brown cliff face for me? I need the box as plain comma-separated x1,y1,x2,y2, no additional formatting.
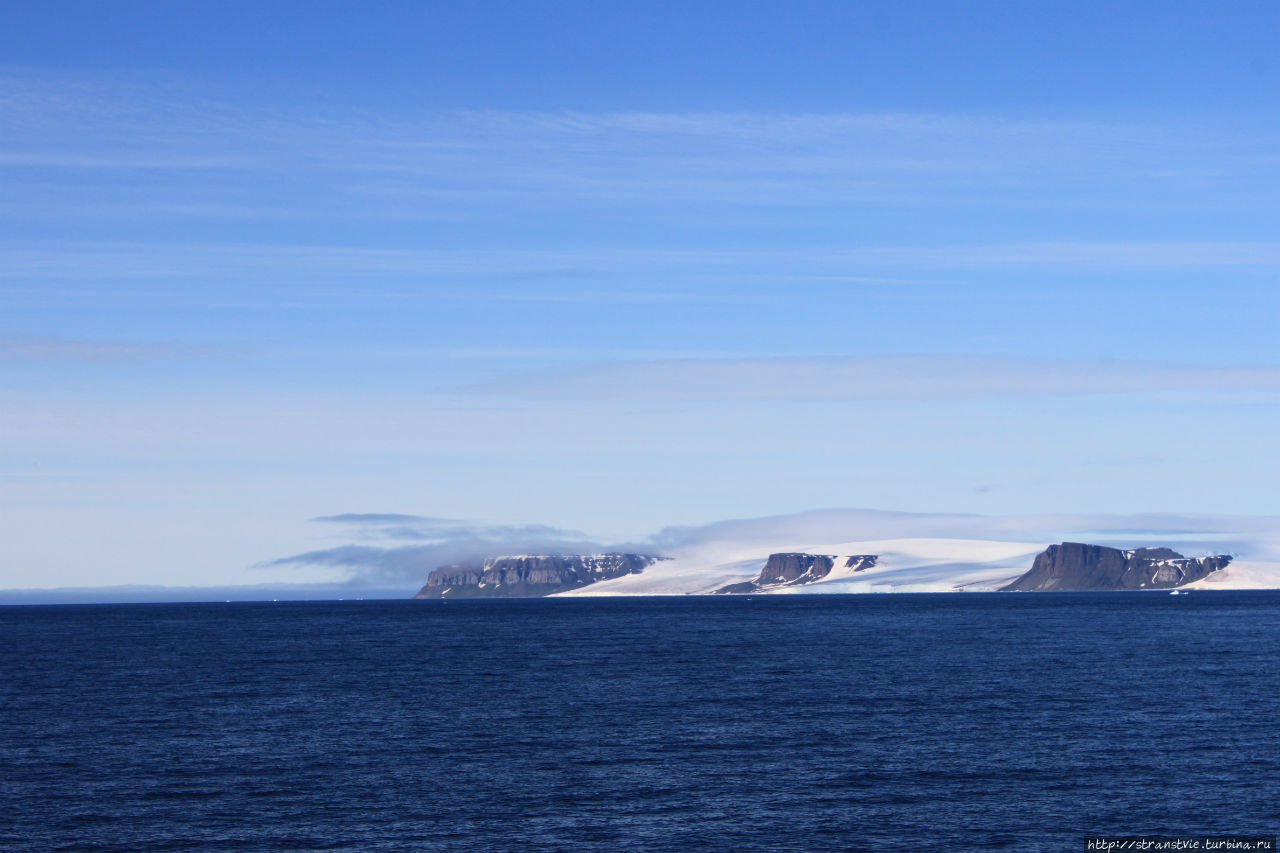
414,554,659,598
1002,543,1231,591
715,552,878,594
758,553,835,585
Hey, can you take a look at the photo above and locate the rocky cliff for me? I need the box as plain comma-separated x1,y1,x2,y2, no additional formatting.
414,553,660,598
1001,543,1231,591
715,552,877,594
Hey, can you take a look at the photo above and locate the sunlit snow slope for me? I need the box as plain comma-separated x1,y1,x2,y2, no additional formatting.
558,537,1046,596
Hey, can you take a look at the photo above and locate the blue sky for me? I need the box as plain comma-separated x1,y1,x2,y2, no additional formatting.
2,1,1279,591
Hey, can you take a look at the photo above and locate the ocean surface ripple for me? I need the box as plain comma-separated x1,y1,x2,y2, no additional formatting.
3,592,1279,851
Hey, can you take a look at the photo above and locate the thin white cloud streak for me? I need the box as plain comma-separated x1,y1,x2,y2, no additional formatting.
5,241,1280,291
308,513,590,544
0,152,251,169
902,241,1280,268
0,336,211,363
4,72,1277,207
472,355,1280,402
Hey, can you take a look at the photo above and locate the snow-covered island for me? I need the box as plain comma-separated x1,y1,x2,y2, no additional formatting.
414,538,1264,598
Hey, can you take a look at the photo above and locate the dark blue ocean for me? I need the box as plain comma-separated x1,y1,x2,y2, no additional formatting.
3,592,1279,852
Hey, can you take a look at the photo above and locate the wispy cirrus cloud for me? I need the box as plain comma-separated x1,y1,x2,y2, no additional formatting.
0,151,251,170
6,241,1279,300
6,73,1280,322
889,240,1280,269
5,69,1277,209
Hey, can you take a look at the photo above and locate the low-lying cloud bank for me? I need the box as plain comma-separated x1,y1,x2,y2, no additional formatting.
259,514,603,586
307,513,592,543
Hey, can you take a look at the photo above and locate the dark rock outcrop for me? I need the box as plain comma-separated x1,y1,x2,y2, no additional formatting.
758,553,835,585
414,553,660,598
715,552,878,594
844,555,878,572
1001,543,1231,592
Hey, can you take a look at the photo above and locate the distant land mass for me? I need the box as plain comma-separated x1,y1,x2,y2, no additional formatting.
9,510,1276,605
414,554,660,598
714,552,878,594
1001,543,1231,592
412,541,1237,598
